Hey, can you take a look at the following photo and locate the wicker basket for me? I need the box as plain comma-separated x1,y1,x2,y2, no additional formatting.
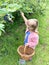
17,45,35,61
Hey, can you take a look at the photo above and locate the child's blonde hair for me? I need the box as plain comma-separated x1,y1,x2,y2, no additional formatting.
28,19,38,32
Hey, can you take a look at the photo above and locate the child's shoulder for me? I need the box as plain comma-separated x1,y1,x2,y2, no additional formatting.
30,32,39,38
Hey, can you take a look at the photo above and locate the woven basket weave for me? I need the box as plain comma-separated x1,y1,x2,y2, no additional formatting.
17,45,35,61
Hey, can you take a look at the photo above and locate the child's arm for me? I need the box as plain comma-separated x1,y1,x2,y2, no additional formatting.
20,11,28,27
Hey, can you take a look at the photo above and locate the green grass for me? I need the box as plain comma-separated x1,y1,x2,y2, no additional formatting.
0,4,49,65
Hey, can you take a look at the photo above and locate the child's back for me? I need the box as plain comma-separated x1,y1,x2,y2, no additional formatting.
20,11,39,49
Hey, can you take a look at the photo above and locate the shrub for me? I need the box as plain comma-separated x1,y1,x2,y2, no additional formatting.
0,24,5,36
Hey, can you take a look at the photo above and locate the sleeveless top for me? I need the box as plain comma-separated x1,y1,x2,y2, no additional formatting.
24,31,30,45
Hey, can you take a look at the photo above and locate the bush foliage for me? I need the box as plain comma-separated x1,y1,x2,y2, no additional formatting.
0,0,46,36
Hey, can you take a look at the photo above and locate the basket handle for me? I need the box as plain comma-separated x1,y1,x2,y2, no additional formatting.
24,45,28,54
24,45,26,54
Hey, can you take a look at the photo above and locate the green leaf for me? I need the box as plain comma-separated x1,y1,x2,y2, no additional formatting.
6,4,22,12
0,23,5,36
0,8,8,16
0,30,2,36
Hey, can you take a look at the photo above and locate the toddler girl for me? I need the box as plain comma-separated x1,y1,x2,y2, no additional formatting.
21,11,39,49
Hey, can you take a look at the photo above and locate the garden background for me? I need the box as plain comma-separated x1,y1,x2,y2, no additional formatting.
0,0,49,65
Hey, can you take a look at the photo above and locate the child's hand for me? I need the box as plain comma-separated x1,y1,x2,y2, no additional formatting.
20,11,24,16
25,43,29,47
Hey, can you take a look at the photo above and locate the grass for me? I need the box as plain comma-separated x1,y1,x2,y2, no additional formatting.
0,4,49,65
